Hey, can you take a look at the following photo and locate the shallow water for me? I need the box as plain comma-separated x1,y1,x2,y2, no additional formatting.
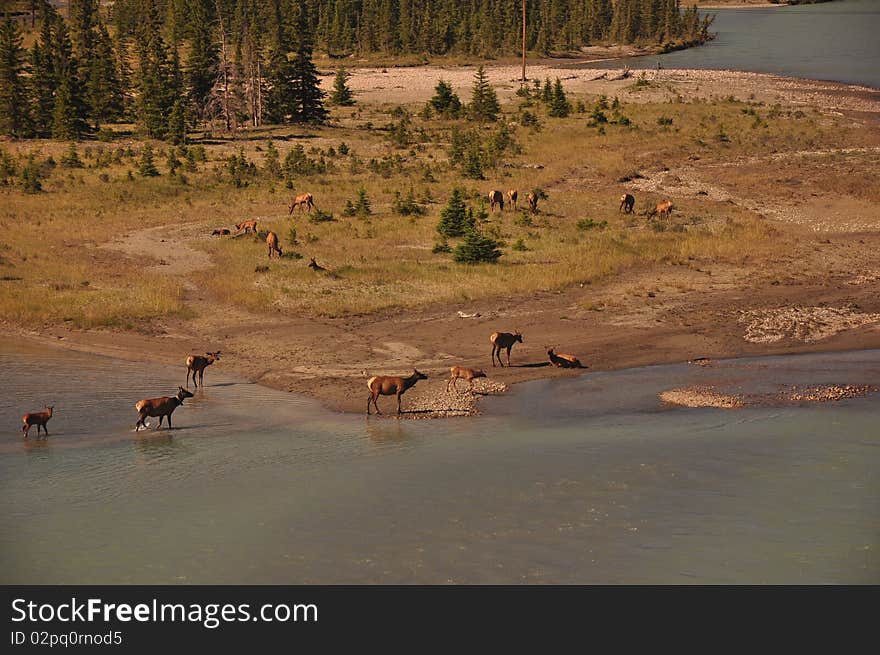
0,340,877,583
588,0,880,88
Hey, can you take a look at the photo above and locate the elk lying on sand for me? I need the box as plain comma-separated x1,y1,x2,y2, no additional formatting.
21,405,53,438
527,192,539,214
235,219,258,235
507,189,518,210
446,366,486,392
366,370,428,415
490,331,523,367
186,351,221,388
212,228,231,236
619,193,635,214
548,348,584,369
488,190,504,212
266,231,282,258
308,257,326,272
288,192,315,214
135,387,194,431
651,200,674,220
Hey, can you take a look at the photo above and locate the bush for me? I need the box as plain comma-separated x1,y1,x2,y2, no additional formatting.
309,209,336,223
60,143,83,168
429,79,462,117
512,238,529,251
576,218,608,231
138,145,159,177
453,230,503,264
432,239,452,253
436,188,474,238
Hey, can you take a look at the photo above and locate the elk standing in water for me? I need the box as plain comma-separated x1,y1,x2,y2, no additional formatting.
507,189,518,211
266,231,282,258
21,405,53,438
548,348,584,369
446,366,486,392
490,331,523,367
186,351,221,388
235,219,258,235
288,192,315,214
619,193,635,214
488,190,504,212
366,370,428,415
527,192,539,214
135,387,194,431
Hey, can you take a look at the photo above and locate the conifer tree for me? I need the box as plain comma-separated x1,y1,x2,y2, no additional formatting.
436,188,474,238
86,22,124,128
453,229,502,264
429,79,461,117
468,66,499,122
548,78,570,117
0,19,28,137
51,19,89,140
186,0,218,123
138,143,159,176
329,67,355,106
290,3,327,123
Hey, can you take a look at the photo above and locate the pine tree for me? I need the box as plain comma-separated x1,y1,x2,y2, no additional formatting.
290,4,327,123
436,188,474,238
0,19,28,137
86,22,124,128
51,19,89,140
263,140,282,179
429,79,461,117
468,66,499,122
186,0,218,123
138,144,159,176
548,78,571,118
329,67,355,106
453,229,502,263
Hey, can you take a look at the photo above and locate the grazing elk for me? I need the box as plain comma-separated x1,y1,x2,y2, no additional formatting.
186,351,221,388
366,370,428,415
135,387,194,431
488,190,504,212
548,348,584,369
527,192,539,214
652,200,674,220
211,228,231,236
235,219,258,235
308,257,326,272
21,405,53,438
446,366,486,393
506,189,518,210
266,231,283,258
619,193,635,214
490,331,523,367
288,192,315,214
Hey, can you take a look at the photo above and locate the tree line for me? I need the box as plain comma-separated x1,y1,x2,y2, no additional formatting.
0,0,712,140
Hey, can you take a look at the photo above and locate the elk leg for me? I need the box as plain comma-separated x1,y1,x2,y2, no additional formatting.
199,370,205,386
397,393,402,415
506,346,512,367
158,415,164,429
167,413,173,430
366,394,372,415
23,426,29,438
374,394,382,415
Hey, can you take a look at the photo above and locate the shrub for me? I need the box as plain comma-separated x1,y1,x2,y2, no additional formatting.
429,79,462,117
60,143,83,168
453,230,503,264
512,238,529,251
309,209,336,223
576,218,608,231
436,188,474,238
138,145,159,177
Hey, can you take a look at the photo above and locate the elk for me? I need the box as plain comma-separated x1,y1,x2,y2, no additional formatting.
652,200,674,220
288,192,315,214
506,189,518,210
446,366,486,392
266,231,283,258
21,405,53,438
488,190,504,212
211,228,231,236
186,351,221,388
235,219,258,235
527,192,539,214
366,369,428,415
619,193,635,214
490,331,523,367
548,348,584,369
135,387,194,431
308,257,326,272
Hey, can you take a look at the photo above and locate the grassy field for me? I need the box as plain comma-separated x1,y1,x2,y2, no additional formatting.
0,78,873,329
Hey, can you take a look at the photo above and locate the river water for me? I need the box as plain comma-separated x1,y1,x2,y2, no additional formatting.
591,0,880,89
1,340,877,584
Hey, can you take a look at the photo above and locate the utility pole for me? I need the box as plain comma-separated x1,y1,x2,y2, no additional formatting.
521,0,527,84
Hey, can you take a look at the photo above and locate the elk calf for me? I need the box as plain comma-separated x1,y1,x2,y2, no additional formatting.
289,192,315,214
488,190,504,212
308,257,326,272
211,228,231,236
21,405,53,438
527,192,539,214
548,348,584,369
135,387,194,431
266,231,283,258
186,351,221,388
490,331,523,367
235,219,258,235
366,370,428,415
507,189,518,210
653,200,674,220
447,366,486,392
619,193,635,214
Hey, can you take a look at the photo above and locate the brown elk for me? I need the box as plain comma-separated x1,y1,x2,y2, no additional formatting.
21,405,53,438
488,190,504,212
366,370,428,415
288,192,315,214
619,193,635,214
548,348,584,369
446,366,486,392
186,351,221,388
235,219,258,235
308,257,326,272
506,189,518,210
211,228,231,236
652,200,674,220
266,231,283,258
527,192,539,214
135,387,194,431
490,331,523,367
